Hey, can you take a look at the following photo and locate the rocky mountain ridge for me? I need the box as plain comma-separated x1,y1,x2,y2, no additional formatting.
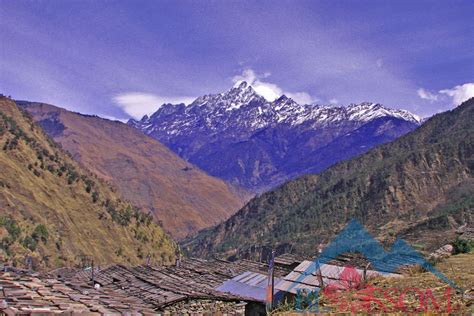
129,82,421,191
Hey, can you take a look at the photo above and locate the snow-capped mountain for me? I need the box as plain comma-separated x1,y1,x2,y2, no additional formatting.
129,81,421,192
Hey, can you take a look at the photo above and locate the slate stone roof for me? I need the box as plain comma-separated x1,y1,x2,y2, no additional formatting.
0,258,293,314
77,258,292,308
0,270,156,314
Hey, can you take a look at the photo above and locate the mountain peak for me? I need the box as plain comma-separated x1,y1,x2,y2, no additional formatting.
276,94,290,102
188,81,263,111
346,102,421,124
129,90,422,192
227,81,256,96
234,80,249,90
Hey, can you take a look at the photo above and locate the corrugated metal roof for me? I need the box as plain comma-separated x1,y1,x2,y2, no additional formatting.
233,271,268,286
276,260,402,294
216,271,283,302
275,280,318,294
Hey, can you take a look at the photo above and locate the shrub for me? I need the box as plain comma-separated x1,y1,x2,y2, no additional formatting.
0,237,13,253
9,137,18,149
116,206,132,226
0,217,21,240
106,203,133,226
67,174,77,184
452,237,474,254
32,224,49,243
85,179,94,193
22,236,37,251
92,191,99,203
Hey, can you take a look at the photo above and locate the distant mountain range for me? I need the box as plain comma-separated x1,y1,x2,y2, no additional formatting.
183,98,474,259
19,102,249,239
0,97,176,269
129,81,422,192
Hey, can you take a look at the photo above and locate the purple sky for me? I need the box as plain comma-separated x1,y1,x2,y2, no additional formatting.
1,0,473,120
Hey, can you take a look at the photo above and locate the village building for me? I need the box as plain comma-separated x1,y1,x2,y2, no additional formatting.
275,259,401,295
0,252,415,315
0,257,293,315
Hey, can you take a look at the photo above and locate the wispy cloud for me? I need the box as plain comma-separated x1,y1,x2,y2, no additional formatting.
98,114,128,123
417,83,474,106
113,93,195,119
439,83,474,105
417,88,438,102
232,68,316,104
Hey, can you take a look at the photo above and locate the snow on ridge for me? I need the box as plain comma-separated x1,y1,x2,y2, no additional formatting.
131,83,421,138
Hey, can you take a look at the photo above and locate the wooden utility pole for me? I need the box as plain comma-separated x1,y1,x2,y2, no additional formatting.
266,249,276,313
316,260,324,290
91,259,95,286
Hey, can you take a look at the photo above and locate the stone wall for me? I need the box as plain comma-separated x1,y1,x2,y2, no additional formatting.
158,299,247,315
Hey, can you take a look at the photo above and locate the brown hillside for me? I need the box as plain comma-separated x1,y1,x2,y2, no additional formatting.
0,97,176,269
21,102,249,239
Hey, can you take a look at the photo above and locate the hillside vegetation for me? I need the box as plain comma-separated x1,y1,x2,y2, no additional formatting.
184,99,474,258
0,97,176,269
20,102,249,239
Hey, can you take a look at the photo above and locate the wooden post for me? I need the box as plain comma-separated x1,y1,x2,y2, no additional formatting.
91,259,95,286
362,263,371,287
266,249,276,313
316,262,324,290
271,261,275,307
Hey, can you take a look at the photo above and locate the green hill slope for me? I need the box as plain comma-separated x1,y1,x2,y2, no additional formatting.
184,99,474,258
0,97,176,269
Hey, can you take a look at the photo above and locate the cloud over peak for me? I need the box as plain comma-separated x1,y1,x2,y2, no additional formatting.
113,93,195,119
232,68,316,105
114,69,318,120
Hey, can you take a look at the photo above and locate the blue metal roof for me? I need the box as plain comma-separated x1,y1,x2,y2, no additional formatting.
215,271,284,302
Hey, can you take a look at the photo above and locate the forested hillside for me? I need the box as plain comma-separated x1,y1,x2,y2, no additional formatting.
184,99,474,259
